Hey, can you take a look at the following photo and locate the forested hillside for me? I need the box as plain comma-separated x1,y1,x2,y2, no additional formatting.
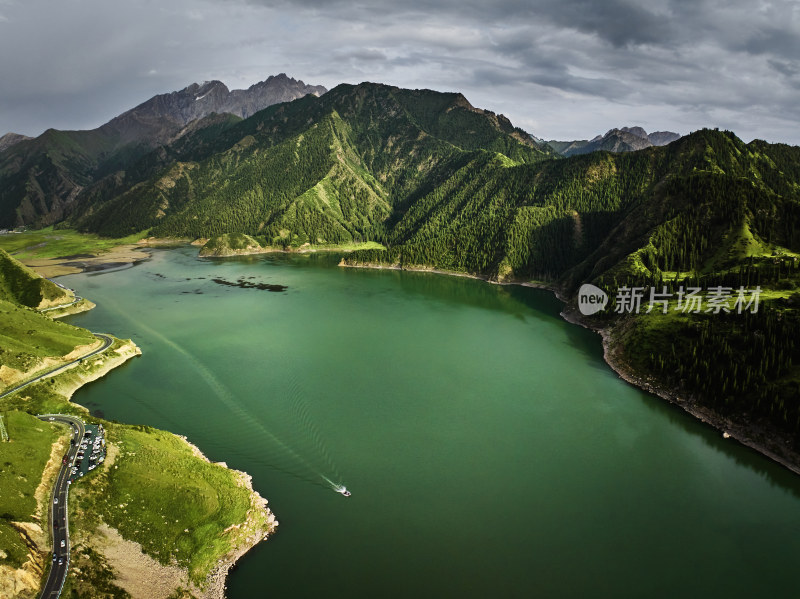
0,75,326,229
8,78,800,464
66,83,552,243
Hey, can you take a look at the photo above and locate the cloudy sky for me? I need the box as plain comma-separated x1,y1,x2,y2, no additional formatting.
0,0,798,144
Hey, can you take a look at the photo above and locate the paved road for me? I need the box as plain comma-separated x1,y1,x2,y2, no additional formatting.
0,333,112,401
40,296,83,313
36,414,85,599
0,333,112,598
40,281,83,313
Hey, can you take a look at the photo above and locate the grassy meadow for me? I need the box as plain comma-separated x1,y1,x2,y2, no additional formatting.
0,411,64,568
72,424,261,584
0,227,146,260
0,298,97,377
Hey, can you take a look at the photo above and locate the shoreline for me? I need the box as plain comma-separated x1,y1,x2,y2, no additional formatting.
560,308,800,477
9,243,278,598
175,435,278,599
199,242,384,258
48,339,276,598
341,260,800,476
38,243,800,476
20,244,154,278
59,345,276,598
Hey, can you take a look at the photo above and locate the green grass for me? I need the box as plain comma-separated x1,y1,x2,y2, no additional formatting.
0,298,97,376
74,425,257,584
0,410,64,568
0,248,72,308
703,220,792,272
0,520,29,568
0,227,146,260
0,411,61,518
201,232,261,254
202,233,385,255
614,307,690,376
1,340,269,588
300,240,385,252
0,336,130,416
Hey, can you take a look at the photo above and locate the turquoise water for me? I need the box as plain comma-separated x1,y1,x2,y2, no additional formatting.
63,248,800,598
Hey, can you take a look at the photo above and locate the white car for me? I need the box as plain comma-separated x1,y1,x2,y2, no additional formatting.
53,498,58,504
60,540,65,548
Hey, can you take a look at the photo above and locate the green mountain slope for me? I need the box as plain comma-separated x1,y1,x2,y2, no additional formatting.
0,128,115,227
0,75,324,230
66,83,552,243
0,249,97,388
0,248,72,308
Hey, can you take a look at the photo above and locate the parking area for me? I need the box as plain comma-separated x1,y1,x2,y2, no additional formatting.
69,423,106,481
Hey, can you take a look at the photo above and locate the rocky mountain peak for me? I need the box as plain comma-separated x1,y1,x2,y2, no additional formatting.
101,75,327,145
548,126,681,157
0,132,32,152
620,126,649,139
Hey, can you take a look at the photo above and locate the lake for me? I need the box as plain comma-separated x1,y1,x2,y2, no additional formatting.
63,247,800,598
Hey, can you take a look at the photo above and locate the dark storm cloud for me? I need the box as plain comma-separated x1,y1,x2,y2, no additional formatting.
742,26,800,58
0,0,798,144
248,0,673,46
769,59,799,78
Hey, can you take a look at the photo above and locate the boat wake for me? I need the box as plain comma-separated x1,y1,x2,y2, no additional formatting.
89,288,349,495
322,476,351,497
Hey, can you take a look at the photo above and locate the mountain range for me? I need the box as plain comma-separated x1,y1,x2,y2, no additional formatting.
2,75,800,463
547,127,680,157
0,74,326,227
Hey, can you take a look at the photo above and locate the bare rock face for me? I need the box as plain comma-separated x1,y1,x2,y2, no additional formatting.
224,74,327,119
0,132,32,152
547,126,681,157
101,73,327,145
648,130,681,146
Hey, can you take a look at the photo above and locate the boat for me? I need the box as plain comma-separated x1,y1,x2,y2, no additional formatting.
336,485,351,497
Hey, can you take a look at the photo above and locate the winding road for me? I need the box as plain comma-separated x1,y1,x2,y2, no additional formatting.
36,414,84,599
39,296,83,313
40,281,83,313
0,333,112,401
0,333,113,598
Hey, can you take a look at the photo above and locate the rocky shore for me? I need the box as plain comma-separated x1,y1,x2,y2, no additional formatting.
199,472,277,599
559,306,800,476
175,436,278,599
